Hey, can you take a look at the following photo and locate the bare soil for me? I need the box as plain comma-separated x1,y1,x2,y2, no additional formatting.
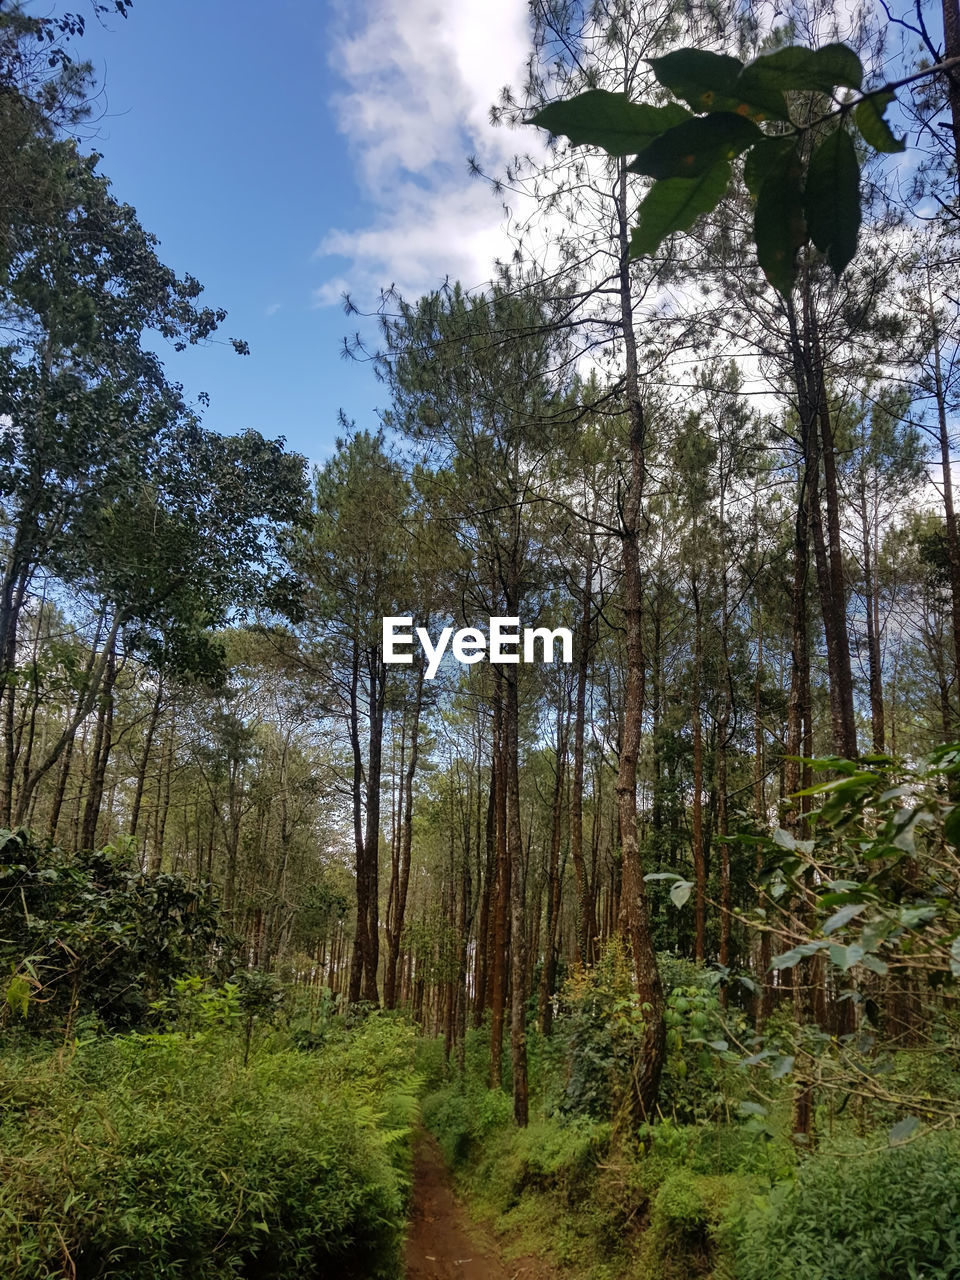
404,1129,555,1280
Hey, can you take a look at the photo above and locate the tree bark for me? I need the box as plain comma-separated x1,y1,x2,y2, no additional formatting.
614,157,666,1118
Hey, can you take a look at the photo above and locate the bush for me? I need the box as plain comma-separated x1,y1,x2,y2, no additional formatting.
633,1167,749,1280
500,1116,610,1208
557,938,648,1122
0,1017,418,1279
421,1080,513,1167
0,830,230,1032
730,1131,960,1280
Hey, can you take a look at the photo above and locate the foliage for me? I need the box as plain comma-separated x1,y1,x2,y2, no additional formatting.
557,938,650,1122
636,1168,739,1278
0,829,230,1031
529,40,929,292
757,746,960,994
730,1132,960,1280
0,1015,418,1279
659,978,731,1122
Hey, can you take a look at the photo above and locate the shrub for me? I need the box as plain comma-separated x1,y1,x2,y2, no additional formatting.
556,937,648,1122
0,1019,418,1279
421,1080,513,1167
0,830,230,1032
730,1131,960,1280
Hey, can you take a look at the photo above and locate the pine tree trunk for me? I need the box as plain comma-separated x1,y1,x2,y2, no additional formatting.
614,158,665,1118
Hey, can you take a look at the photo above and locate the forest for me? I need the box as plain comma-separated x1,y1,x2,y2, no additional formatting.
2,0,960,1276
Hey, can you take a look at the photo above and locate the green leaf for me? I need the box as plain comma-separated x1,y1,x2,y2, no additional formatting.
861,953,889,976
899,905,937,928
4,975,30,1019
647,49,744,113
772,826,797,850
743,135,796,197
739,1100,768,1116
670,879,694,907
828,942,864,971
943,804,960,851
822,902,868,934
754,143,806,294
530,90,690,155
818,890,868,908
805,128,861,276
889,1115,920,1144
629,160,731,257
772,948,803,970
951,937,960,979
794,770,874,797
744,1049,776,1065
771,1054,795,1079
629,112,762,178
737,44,863,117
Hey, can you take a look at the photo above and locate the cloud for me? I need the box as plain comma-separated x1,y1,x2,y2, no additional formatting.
318,0,536,308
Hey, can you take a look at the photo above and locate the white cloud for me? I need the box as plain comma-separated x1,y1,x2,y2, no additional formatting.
318,0,536,308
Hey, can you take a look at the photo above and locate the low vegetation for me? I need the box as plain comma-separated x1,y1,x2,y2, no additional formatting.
1,965,419,1279
419,949,960,1280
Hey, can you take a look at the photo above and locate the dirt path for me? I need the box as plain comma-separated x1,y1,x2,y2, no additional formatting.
404,1129,550,1280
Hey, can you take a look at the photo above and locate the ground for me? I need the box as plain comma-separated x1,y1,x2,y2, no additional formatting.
404,1129,556,1280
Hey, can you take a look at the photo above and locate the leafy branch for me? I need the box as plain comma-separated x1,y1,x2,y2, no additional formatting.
529,44,960,294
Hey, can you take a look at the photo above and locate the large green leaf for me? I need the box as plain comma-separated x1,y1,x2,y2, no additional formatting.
855,92,906,153
743,135,796,197
737,44,863,117
754,143,806,294
822,902,868,934
647,49,744,112
628,112,762,178
670,879,694,907
805,127,861,276
530,90,690,155
629,160,731,257
828,942,864,971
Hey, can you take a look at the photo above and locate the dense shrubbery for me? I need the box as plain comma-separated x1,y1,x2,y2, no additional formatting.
0,829,230,1031
731,1132,960,1280
0,1011,419,1279
419,953,761,1277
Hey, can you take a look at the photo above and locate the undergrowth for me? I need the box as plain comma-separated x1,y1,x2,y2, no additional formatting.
418,948,960,1280
0,1006,419,1279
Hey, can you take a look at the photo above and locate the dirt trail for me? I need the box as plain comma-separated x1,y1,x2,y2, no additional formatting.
404,1129,550,1280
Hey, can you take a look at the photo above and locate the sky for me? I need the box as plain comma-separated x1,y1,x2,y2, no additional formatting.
72,0,535,467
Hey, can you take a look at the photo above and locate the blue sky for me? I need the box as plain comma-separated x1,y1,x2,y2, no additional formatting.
73,0,534,466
